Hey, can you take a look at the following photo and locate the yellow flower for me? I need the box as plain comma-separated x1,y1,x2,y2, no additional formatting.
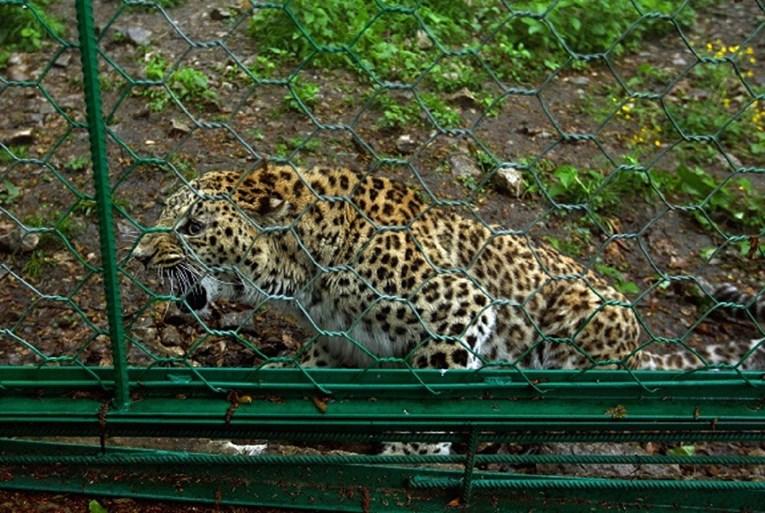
745,47,754,55
706,43,713,52
654,140,661,148
749,57,756,64
728,45,740,54
722,98,731,109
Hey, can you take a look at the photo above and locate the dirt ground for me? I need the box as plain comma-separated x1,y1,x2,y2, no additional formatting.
0,0,764,508
0,490,301,513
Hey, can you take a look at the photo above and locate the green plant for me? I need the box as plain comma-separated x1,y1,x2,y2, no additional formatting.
88,499,109,513
420,93,461,128
139,54,217,112
170,67,217,105
247,0,697,92
0,179,20,205
65,155,90,171
23,250,49,279
283,79,320,112
0,1,63,54
24,209,80,241
373,94,421,130
659,166,765,232
167,155,197,181
594,262,640,296
0,145,29,164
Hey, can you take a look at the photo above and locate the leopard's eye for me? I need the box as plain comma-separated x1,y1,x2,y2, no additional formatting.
182,220,204,236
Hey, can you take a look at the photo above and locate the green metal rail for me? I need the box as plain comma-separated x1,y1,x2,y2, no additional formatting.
0,0,764,511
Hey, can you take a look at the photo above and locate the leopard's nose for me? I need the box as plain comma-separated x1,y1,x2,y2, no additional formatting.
131,244,156,268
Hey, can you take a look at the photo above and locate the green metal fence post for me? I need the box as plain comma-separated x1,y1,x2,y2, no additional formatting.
75,0,130,409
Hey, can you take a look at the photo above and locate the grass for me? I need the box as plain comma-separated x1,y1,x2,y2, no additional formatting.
283,79,320,112
0,0,63,67
246,0,698,91
139,54,218,112
526,156,764,258
0,178,21,205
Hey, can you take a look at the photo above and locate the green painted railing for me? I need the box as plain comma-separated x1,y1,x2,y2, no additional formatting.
0,0,764,511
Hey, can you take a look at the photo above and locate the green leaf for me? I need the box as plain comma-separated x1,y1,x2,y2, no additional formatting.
668,445,696,457
1,179,20,203
89,500,109,513
617,281,640,295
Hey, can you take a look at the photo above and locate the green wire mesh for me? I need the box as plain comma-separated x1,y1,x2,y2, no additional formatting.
0,1,764,509
0,0,763,388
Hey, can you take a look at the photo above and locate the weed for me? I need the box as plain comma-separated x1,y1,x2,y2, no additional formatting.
0,179,20,205
167,155,197,181
658,166,765,232
65,155,90,172
456,174,485,194
0,145,29,164
0,1,63,54
139,54,217,112
594,262,640,296
420,93,461,128
373,95,421,130
23,250,49,279
544,223,592,257
153,0,185,7
247,0,696,92
283,79,320,112
72,198,98,217
24,209,81,241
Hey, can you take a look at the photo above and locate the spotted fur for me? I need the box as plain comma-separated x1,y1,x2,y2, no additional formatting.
133,165,762,371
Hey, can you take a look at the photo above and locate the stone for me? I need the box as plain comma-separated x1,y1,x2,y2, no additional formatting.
395,134,417,153
53,52,72,68
210,7,233,20
415,30,433,49
3,128,34,145
569,76,590,86
449,152,481,179
493,166,523,197
170,117,192,135
447,87,478,107
126,26,152,46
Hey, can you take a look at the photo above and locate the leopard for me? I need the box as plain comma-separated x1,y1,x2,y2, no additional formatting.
132,163,764,375
132,163,764,457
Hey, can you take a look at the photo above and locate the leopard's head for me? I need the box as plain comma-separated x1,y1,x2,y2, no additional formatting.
132,169,295,312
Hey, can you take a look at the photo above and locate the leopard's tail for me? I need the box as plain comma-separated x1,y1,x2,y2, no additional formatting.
634,281,765,370
711,282,765,322
636,337,764,370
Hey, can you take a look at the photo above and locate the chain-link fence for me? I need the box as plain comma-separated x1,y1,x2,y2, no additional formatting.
1,0,764,511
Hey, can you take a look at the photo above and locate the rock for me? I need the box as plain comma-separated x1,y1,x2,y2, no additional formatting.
54,52,72,68
672,53,687,66
170,117,192,135
415,30,433,50
395,134,417,153
161,325,184,347
126,26,152,46
6,53,30,81
569,76,590,86
447,87,478,107
210,7,233,20
449,152,481,179
2,128,34,145
717,152,742,169
493,166,523,197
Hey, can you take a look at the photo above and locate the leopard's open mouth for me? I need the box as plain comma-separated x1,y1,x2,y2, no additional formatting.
161,264,208,312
